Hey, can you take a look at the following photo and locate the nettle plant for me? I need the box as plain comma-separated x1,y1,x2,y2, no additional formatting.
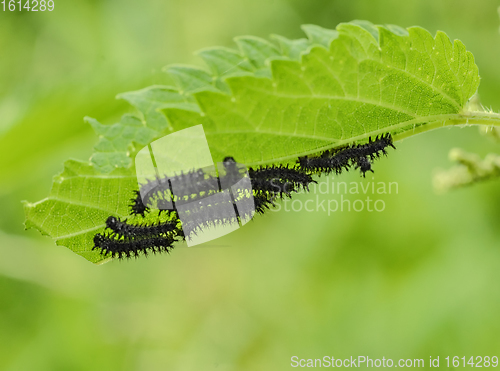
24,21,500,264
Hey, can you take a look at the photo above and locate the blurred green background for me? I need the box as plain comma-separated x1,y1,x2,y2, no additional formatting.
2,0,500,370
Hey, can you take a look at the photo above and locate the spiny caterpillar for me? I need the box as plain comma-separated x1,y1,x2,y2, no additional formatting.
105,216,180,238
297,134,395,177
248,164,316,197
93,134,395,260
93,233,177,259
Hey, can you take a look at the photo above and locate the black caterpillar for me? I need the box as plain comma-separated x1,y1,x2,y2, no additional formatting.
93,134,395,259
92,233,177,259
248,164,315,197
105,216,180,238
297,134,395,177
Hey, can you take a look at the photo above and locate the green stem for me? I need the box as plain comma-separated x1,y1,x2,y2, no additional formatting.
393,110,500,142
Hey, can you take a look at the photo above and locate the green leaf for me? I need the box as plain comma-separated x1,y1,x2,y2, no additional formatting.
118,85,201,130
163,24,480,164
87,115,158,173
24,21,484,263
89,86,201,172
196,47,255,77
300,24,339,48
270,34,311,60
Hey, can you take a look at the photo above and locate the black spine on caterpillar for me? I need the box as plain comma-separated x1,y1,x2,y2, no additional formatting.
105,216,180,238
252,192,276,214
93,233,177,259
129,190,149,216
